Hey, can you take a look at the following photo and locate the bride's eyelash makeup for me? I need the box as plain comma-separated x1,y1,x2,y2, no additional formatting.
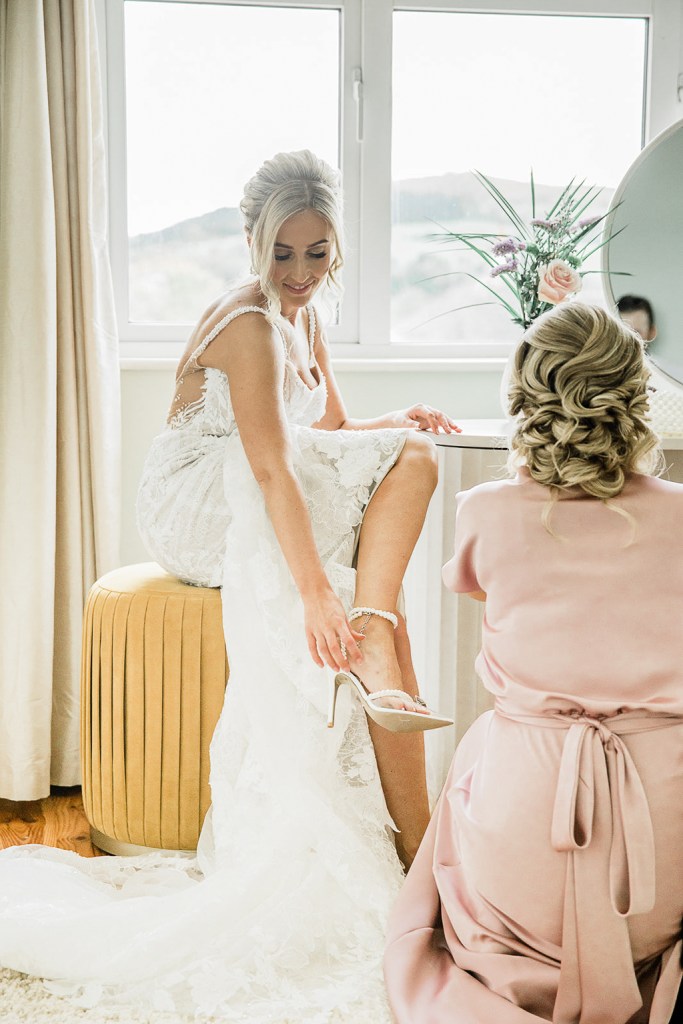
274,251,328,262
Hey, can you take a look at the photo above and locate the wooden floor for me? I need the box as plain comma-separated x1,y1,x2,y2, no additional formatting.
0,786,106,857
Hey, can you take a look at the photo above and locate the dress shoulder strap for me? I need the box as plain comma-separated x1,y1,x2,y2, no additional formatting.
306,304,317,369
187,305,269,371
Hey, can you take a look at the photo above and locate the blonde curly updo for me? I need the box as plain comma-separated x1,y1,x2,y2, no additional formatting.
507,302,661,500
239,150,344,322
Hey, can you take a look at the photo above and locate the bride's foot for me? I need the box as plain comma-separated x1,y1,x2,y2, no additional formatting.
351,612,429,716
329,607,452,732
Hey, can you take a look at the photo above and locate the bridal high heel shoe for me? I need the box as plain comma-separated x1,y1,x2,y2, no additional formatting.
327,607,454,733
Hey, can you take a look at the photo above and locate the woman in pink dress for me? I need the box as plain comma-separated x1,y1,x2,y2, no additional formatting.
384,301,683,1024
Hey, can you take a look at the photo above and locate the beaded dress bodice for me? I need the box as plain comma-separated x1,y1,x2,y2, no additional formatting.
168,304,327,435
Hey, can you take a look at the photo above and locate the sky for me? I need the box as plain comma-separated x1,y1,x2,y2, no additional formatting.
124,2,646,236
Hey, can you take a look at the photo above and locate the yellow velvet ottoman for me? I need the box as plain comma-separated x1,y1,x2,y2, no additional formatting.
81,563,228,855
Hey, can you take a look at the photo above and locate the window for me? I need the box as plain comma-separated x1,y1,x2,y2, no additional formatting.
102,0,681,357
124,1,339,326
391,10,647,346
109,0,345,342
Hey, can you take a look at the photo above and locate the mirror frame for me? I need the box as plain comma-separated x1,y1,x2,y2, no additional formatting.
602,117,683,391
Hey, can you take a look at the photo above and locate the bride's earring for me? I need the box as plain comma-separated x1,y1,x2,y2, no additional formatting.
246,233,256,276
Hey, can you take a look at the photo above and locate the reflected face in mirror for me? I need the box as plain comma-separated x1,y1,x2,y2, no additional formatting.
620,309,657,345
604,121,683,386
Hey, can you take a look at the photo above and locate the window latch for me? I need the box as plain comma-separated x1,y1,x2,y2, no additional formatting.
353,67,364,142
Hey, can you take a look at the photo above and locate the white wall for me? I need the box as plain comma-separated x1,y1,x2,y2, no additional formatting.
121,364,505,564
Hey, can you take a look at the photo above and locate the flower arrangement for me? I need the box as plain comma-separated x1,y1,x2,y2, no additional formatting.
432,172,624,330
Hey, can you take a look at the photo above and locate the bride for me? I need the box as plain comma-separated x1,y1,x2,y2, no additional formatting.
0,150,457,1022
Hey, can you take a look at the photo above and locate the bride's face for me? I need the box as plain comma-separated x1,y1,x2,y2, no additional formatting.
270,209,332,312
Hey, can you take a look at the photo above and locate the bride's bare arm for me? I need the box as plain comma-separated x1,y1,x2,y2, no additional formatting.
199,313,362,670
311,327,460,434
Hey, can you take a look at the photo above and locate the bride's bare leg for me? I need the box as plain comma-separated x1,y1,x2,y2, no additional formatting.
352,433,437,867
394,611,418,694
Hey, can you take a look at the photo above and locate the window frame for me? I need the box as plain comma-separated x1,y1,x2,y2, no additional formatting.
100,0,683,362
104,0,361,352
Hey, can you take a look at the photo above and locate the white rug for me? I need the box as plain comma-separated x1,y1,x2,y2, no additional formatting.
0,970,198,1024
0,970,371,1023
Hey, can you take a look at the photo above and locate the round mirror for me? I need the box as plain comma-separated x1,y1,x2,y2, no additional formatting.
603,118,683,390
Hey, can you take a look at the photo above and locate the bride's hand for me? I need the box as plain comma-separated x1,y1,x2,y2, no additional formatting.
392,404,462,434
303,589,365,671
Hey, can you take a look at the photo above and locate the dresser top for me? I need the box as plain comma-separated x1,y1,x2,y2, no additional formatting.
433,419,683,450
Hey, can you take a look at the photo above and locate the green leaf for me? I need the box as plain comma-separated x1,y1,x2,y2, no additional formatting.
473,170,530,238
430,232,502,240
410,301,497,331
460,271,521,318
573,204,625,253
567,200,606,240
425,218,505,243
530,168,536,219
571,221,602,248
580,269,633,276
569,186,603,224
563,178,590,206
561,182,596,218
444,234,499,267
423,217,453,234
412,272,458,285
423,245,494,255
494,255,528,304
546,178,580,217
578,223,628,262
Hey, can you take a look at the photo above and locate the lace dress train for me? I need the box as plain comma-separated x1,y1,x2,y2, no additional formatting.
0,306,409,1021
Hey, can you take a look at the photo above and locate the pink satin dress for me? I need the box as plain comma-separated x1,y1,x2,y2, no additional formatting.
385,471,683,1024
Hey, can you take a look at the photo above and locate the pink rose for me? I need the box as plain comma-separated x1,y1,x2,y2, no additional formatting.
537,259,582,305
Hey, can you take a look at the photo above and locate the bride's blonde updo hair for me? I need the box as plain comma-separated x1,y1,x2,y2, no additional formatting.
507,302,661,503
239,150,344,322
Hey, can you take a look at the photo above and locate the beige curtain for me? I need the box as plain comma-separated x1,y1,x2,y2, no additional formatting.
0,0,120,799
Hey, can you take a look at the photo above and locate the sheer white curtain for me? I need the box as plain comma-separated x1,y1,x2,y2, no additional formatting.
0,0,120,799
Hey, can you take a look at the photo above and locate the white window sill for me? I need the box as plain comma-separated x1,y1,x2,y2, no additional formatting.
120,354,508,372
119,338,510,372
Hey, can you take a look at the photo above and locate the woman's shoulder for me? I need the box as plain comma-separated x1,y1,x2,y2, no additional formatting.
178,286,279,374
454,477,522,525
456,476,520,507
624,471,683,505
454,471,683,533
192,284,269,342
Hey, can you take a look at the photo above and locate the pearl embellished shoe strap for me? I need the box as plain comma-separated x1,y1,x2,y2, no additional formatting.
342,608,427,707
349,607,398,629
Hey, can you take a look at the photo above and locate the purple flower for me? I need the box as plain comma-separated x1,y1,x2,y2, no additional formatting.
492,237,522,257
577,214,601,228
491,258,519,278
531,218,561,231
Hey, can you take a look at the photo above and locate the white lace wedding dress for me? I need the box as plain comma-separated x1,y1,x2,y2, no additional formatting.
0,305,409,1022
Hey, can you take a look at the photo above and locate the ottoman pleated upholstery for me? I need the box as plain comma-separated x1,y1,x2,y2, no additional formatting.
81,563,228,855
